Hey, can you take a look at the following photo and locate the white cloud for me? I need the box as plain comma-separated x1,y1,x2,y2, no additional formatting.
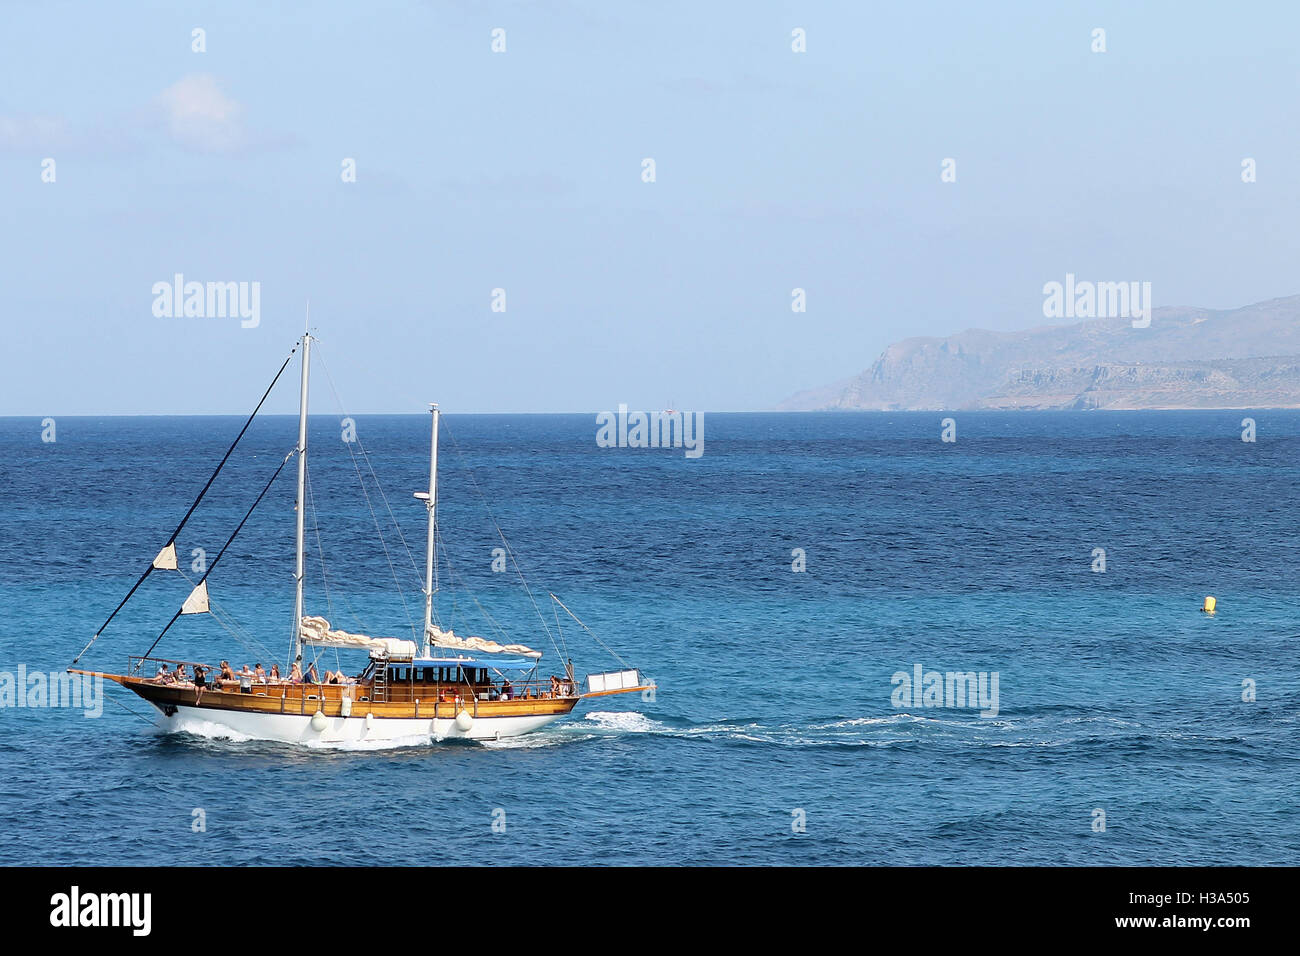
0,114,72,151
156,73,244,152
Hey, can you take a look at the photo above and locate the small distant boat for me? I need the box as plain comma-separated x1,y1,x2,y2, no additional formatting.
664,399,678,415
71,331,652,745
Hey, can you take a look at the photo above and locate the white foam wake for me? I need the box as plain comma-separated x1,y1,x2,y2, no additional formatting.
583,711,664,733
162,717,258,743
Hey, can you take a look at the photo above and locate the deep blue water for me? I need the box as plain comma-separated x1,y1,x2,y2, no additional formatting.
1,410,1298,865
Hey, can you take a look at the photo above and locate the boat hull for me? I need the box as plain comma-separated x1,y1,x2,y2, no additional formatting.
99,675,580,745
159,702,567,745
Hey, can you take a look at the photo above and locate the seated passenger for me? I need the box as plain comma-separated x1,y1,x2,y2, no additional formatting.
269,663,281,681
289,662,303,683
218,661,235,682
254,663,266,683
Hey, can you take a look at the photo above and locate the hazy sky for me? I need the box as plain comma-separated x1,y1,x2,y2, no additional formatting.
3,1,1299,414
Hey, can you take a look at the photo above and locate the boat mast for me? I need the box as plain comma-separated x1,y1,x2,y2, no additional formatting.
420,403,439,656
292,329,312,664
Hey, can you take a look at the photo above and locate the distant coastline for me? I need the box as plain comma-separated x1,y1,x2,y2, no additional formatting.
780,295,1300,412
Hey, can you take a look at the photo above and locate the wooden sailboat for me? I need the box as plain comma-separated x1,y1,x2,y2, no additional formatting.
70,331,652,745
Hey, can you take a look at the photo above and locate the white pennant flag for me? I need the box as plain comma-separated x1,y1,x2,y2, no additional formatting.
152,542,178,570
180,580,210,615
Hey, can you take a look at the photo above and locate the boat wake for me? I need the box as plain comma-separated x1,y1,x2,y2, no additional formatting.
581,710,666,733
162,717,258,743
481,708,1189,752
155,707,1184,755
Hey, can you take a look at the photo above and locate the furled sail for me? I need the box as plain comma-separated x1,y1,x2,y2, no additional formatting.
299,616,417,659
425,624,541,659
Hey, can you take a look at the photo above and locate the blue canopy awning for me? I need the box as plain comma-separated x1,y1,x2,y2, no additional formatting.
407,655,540,671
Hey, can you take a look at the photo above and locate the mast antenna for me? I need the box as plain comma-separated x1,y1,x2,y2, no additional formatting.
292,313,312,664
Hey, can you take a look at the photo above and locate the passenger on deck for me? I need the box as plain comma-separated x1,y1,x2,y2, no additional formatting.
218,661,235,682
289,662,303,683
304,662,320,684
269,663,281,682
238,664,254,679
254,663,266,683
193,664,208,702
501,679,513,701
154,663,171,683
174,664,190,684
550,676,561,698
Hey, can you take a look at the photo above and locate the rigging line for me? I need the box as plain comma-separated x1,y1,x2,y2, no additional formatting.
314,354,419,640
109,693,162,728
314,343,424,587
304,470,347,681
439,418,561,657
356,430,423,585
76,341,300,664
305,468,336,620
429,529,513,644
173,567,277,663
438,556,514,644
209,604,275,663
343,436,418,640
305,448,389,638
552,600,569,662
138,449,295,664
549,592,632,670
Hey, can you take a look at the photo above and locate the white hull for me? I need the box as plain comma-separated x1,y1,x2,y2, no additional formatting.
160,704,565,746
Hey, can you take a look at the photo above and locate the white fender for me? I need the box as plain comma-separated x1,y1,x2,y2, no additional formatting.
310,710,327,732
454,710,473,732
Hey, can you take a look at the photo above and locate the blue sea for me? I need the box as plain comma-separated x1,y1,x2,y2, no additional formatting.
1,411,1297,865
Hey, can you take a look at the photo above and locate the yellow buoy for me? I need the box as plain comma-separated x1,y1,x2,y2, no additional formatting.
1200,596,1216,614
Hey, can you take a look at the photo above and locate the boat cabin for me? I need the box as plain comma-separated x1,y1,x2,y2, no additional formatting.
357,653,569,704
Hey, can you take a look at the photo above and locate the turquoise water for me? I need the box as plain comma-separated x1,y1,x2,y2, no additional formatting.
0,411,1297,864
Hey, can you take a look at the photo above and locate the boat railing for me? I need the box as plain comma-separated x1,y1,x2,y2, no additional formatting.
127,657,579,706
128,655,211,677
